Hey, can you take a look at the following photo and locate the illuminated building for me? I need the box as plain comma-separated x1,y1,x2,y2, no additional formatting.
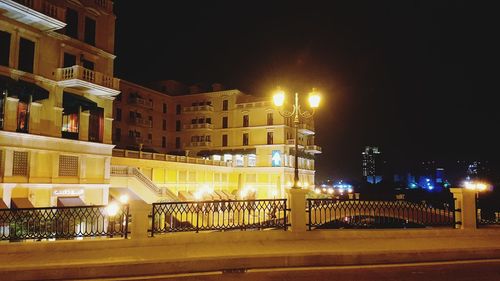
362,146,382,184
0,0,118,207
111,81,321,200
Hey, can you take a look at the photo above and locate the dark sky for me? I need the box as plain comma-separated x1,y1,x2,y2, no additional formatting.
114,1,498,180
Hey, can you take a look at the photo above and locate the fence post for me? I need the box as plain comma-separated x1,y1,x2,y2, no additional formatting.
129,200,151,239
286,188,309,232
450,188,477,229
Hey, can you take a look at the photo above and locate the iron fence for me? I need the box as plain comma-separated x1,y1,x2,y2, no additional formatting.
307,199,456,230
150,199,287,235
476,197,500,226
0,205,130,241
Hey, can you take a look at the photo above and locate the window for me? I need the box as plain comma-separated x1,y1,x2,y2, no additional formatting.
59,155,78,177
148,133,152,142
84,17,96,45
162,136,166,148
198,118,204,124
191,119,196,124
63,53,76,68
116,93,122,102
148,116,153,126
243,115,249,127
0,90,5,129
16,100,29,133
0,30,10,67
267,132,274,145
128,130,134,137
163,103,167,113
206,135,211,142
62,107,79,139
248,154,256,167
176,120,181,131
222,116,228,128
222,134,228,147
18,37,35,73
65,8,78,38
176,104,181,115
206,117,211,124
175,137,181,149
162,119,166,130
88,107,103,143
267,113,273,125
243,133,249,146
114,128,121,142
129,111,135,120
82,59,94,70
12,151,28,176
222,100,228,111
235,155,244,167
115,108,121,121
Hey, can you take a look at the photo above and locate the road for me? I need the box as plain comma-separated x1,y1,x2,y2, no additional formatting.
87,259,500,281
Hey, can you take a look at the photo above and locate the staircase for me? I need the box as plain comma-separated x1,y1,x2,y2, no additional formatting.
110,166,179,204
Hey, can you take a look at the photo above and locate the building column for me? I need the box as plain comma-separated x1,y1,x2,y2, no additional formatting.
286,188,309,232
450,187,477,229
129,200,151,240
79,155,87,183
104,156,111,180
3,149,13,177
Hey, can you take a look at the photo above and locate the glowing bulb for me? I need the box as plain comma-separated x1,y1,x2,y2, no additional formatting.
308,89,320,108
119,194,129,204
106,202,119,216
273,90,285,107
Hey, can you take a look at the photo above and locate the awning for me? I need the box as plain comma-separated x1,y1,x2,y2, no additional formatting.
0,199,8,209
57,197,86,207
0,76,49,102
0,75,17,94
63,92,97,111
17,80,49,102
11,198,34,209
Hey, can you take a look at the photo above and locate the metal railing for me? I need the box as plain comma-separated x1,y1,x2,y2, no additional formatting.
150,199,288,235
307,199,456,230
0,205,129,241
476,197,500,226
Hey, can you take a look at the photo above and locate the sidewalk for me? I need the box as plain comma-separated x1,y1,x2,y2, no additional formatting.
1,228,500,280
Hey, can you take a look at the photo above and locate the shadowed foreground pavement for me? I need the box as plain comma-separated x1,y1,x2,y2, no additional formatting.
1,228,500,280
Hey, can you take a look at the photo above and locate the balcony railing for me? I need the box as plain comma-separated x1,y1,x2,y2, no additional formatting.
297,123,315,135
183,123,214,130
0,0,66,31
128,117,152,128
93,0,113,13
305,145,322,154
56,65,120,96
112,149,231,167
188,141,212,147
183,105,214,113
128,97,153,109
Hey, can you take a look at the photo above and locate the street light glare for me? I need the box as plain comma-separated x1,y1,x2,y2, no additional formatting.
273,90,285,107
308,92,320,108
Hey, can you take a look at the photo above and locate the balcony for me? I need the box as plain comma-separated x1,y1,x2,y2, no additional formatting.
128,117,152,128
286,139,304,148
183,123,214,130
304,145,322,154
127,136,151,145
56,65,120,97
183,105,214,113
0,0,66,31
93,0,113,13
188,141,212,148
128,97,153,109
297,123,315,136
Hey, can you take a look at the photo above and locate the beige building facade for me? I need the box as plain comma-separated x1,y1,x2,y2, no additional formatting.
0,0,118,208
112,82,322,200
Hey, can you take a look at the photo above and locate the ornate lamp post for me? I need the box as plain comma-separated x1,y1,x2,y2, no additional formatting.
273,88,320,189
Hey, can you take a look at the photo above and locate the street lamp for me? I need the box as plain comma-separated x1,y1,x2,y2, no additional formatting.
273,87,321,189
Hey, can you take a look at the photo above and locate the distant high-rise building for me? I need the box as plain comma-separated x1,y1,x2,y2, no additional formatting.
362,146,382,183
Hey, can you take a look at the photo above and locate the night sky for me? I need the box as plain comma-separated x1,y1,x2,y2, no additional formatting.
114,1,498,180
